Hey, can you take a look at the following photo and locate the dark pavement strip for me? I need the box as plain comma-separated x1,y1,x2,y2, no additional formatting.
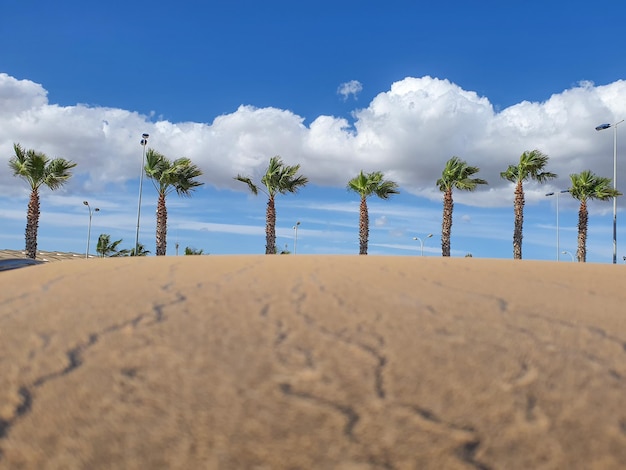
0,258,44,272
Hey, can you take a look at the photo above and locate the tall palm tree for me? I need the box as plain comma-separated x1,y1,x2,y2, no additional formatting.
144,149,204,256
8,143,76,259
235,156,308,254
569,170,621,262
347,171,399,255
500,150,557,259
437,157,487,257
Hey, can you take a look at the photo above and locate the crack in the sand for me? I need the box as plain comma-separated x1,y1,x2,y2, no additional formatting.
279,382,360,441
400,404,491,469
455,439,492,470
288,282,388,400
0,290,184,461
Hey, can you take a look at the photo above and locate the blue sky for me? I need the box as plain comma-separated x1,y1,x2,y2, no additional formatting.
1,0,626,261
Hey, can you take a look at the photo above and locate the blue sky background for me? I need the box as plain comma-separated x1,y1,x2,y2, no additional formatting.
1,0,626,261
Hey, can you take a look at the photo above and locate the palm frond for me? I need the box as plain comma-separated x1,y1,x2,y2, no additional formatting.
44,158,77,190
235,175,260,195
500,165,520,183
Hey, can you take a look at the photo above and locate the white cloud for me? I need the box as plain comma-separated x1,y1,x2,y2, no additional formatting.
1,73,625,211
337,80,363,101
374,215,388,227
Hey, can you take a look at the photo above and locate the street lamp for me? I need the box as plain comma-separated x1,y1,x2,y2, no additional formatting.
83,201,99,258
293,221,301,255
561,250,575,262
412,233,433,256
545,189,569,261
135,133,149,255
595,120,623,264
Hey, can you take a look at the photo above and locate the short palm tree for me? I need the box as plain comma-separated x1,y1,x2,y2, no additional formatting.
437,157,487,257
128,243,150,257
500,150,557,259
96,234,124,257
569,170,621,262
347,171,399,255
144,149,204,256
235,156,308,254
8,143,76,259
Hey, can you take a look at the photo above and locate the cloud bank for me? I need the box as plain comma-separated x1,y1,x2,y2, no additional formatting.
1,73,624,208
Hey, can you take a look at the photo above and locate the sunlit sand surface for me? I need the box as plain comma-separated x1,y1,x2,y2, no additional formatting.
1,255,625,469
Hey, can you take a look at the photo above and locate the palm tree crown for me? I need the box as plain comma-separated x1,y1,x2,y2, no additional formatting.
347,171,399,255
8,143,76,259
437,157,487,257
500,150,556,185
569,170,621,262
9,143,76,191
235,156,308,254
145,149,204,256
145,149,204,198
500,149,556,259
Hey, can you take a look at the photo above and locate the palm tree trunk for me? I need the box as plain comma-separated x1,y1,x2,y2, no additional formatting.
25,189,40,259
266,195,276,254
513,180,524,260
577,200,588,262
359,196,369,255
156,192,167,256
441,188,453,257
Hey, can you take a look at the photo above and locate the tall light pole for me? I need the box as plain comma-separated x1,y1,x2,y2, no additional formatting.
596,120,623,264
293,221,301,254
412,233,433,256
135,133,149,256
83,201,99,258
561,250,575,262
545,190,569,261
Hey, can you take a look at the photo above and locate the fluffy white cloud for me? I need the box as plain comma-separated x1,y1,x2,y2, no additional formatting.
1,73,624,208
337,80,363,101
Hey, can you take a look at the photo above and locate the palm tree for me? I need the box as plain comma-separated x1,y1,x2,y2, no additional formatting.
569,170,621,262
96,234,125,257
184,246,204,255
144,149,204,256
127,243,150,257
347,171,399,255
235,156,308,254
437,157,487,257
8,143,76,259
500,150,557,259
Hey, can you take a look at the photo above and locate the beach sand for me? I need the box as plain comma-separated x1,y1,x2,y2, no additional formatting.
1,255,625,469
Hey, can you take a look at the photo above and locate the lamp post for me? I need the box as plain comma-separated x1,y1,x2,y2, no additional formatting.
83,201,99,258
561,250,575,262
595,120,623,264
135,133,149,256
545,190,569,261
412,233,433,256
293,221,301,255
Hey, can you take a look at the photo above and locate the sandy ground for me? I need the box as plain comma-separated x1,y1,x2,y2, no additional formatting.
0,255,625,469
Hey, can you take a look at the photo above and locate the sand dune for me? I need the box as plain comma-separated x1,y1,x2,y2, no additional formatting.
1,256,625,469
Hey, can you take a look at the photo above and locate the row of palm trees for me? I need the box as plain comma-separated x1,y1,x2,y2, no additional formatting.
7,143,620,262
235,152,620,262
8,143,204,259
